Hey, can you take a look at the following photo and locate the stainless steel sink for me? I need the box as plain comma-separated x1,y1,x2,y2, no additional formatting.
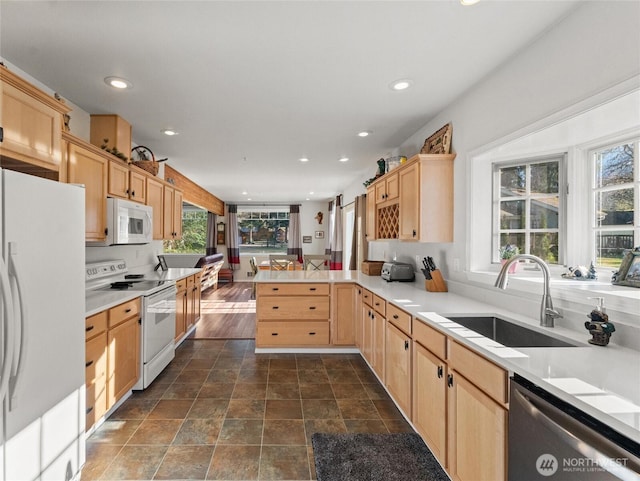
446,316,578,348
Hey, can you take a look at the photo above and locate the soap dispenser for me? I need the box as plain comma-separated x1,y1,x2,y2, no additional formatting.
584,297,615,346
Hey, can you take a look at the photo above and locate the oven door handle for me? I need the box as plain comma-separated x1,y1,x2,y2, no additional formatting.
513,387,638,480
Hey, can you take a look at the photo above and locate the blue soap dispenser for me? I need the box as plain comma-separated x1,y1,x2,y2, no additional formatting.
584,297,615,346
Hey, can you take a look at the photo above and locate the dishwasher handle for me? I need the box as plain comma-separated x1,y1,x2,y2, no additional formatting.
513,387,639,480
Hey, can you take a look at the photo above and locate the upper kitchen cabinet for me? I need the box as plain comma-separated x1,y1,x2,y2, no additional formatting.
163,184,183,240
90,114,132,161
0,66,70,175
64,132,108,242
367,153,455,242
107,159,148,204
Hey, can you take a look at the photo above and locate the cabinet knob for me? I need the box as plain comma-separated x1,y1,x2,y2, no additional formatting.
309,332,316,336
393,314,398,319
272,306,279,310
413,230,416,237
309,287,316,291
404,340,409,350
131,190,135,197
86,325,94,332
447,374,454,388
271,332,278,336
86,406,94,415
85,360,94,368
437,365,443,378
309,306,316,310
125,308,132,313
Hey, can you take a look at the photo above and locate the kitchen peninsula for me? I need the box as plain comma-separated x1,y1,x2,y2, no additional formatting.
254,269,640,480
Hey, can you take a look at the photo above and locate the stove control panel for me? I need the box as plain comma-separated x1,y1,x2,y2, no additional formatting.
86,260,128,281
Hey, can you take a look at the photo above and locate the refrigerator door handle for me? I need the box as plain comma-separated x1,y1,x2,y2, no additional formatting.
513,387,638,480
0,254,16,404
8,242,27,409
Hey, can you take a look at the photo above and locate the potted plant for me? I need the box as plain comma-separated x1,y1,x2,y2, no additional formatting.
500,244,520,273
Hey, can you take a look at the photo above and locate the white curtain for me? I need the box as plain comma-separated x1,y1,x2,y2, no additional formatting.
287,204,303,263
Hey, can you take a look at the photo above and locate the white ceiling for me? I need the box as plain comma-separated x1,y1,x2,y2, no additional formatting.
0,0,580,204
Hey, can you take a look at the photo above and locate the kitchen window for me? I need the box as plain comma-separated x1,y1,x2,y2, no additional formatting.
237,207,290,255
591,139,639,268
493,156,565,264
163,203,207,254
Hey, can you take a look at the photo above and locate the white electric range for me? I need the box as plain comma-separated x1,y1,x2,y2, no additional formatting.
85,260,177,390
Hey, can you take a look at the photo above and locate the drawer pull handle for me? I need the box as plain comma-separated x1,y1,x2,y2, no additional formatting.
404,340,409,350
272,306,279,310
272,287,279,291
86,406,94,414
125,308,132,313
271,332,278,336
85,360,94,368
309,287,316,291
393,315,399,319
309,306,316,310
86,325,94,332
309,332,316,336
375,302,380,306
447,374,454,388
437,366,443,378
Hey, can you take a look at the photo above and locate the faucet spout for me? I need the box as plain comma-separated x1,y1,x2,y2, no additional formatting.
495,254,562,327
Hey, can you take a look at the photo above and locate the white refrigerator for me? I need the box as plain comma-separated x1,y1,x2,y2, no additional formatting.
0,169,85,480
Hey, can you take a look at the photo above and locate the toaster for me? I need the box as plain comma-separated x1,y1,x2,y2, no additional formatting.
381,262,415,282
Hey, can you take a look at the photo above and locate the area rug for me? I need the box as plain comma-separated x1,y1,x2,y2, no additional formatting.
311,432,449,481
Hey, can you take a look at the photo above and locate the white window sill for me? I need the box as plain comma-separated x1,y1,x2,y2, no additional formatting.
466,269,640,316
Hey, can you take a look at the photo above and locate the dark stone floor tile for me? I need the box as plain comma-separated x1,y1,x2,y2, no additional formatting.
130,382,170,400
147,399,194,420
187,398,229,419
269,358,297,370
81,443,123,480
308,445,317,480
110,399,158,420
238,368,269,383
262,419,306,445
384,417,416,433
218,419,264,445
175,368,210,384
265,399,303,419
154,366,183,383
343,419,389,433
259,445,310,480
162,382,203,399
303,419,347,445
207,445,260,480
268,369,299,383
100,444,168,480
299,383,334,400
215,356,245,369
191,348,224,360
185,358,217,370
232,382,267,399
87,419,141,444
326,368,361,384
363,382,392,400
331,383,368,399
301,399,341,420
227,399,266,419
198,381,235,398
153,445,214,480
355,368,380,384
321,356,353,369
295,356,324,370
373,398,405,419
206,368,240,383
266,383,300,400
127,419,182,445
337,399,381,419
297,369,329,384
173,418,223,445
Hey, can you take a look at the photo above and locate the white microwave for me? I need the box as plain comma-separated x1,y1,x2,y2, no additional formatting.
88,197,153,246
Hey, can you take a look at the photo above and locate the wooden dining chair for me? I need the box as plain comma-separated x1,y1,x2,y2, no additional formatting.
303,254,330,270
269,254,298,271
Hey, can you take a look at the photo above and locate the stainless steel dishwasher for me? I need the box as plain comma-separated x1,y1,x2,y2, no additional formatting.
509,374,640,480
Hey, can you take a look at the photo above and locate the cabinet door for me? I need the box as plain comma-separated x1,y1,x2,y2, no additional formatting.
173,189,183,239
85,332,107,430
375,180,387,204
108,159,130,199
163,185,175,239
362,304,373,365
413,342,447,466
385,322,411,416
355,287,363,348
448,373,507,481
67,142,108,241
107,317,140,408
385,171,399,202
175,284,187,341
332,283,355,345
372,312,385,382
129,170,147,204
146,177,164,240
399,162,420,240
365,185,376,241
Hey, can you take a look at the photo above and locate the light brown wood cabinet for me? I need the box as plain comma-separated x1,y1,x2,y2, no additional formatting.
89,114,132,160
85,298,141,431
365,185,377,240
412,319,508,481
385,321,411,416
65,133,108,242
146,176,165,240
0,66,70,173
163,184,183,240
375,170,399,204
371,294,386,381
331,283,356,345
175,277,188,342
354,286,363,348
175,273,201,344
256,283,330,347
107,159,148,204
361,288,374,366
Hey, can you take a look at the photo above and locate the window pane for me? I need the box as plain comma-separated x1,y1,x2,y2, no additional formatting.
530,232,559,264
500,200,525,229
595,144,634,188
531,197,558,228
595,230,633,267
500,165,525,197
531,162,559,194
238,209,289,254
595,188,634,226
500,233,524,255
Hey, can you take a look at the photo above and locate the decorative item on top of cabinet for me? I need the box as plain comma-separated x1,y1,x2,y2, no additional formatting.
0,65,70,173
420,123,452,155
90,114,132,162
131,145,168,176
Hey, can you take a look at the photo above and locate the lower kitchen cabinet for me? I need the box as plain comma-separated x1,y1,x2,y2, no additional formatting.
385,322,412,416
188,272,202,330
331,283,356,345
372,298,386,382
354,286,363,348
85,311,108,431
176,273,203,345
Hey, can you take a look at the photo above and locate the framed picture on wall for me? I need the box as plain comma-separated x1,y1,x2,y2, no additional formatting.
303,235,312,243
315,231,324,239
217,222,226,245
613,248,640,288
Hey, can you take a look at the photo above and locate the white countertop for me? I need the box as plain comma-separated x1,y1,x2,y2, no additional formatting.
85,267,201,317
254,270,640,443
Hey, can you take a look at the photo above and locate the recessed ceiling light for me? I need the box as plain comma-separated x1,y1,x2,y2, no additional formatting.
358,131,371,137
339,157,349,162
460,0,480,5
309,191,314,195
242,191,248,195
247,198,252,201
299,157,309,162
390,79,412,91
162,129,178,136
104,76,132,90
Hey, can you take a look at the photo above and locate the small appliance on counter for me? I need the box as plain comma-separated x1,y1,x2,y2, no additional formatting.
381,261,415,282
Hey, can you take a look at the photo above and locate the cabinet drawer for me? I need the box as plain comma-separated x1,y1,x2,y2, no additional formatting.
85,332,107,384
372,294,386,317
187,275,195,288
108,298,141,328
194,271,202,284
85,311,107,340
176,277,187,291
362,288,373,307
387,304,411,335
257,321,329,346
257,283,329,296
413,320,446,360
450,340,507,405
257,296,330,320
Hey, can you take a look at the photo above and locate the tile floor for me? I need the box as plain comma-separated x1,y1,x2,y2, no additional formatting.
82,339,413,480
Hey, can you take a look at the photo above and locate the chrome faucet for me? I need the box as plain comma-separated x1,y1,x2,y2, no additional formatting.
495,254,563,327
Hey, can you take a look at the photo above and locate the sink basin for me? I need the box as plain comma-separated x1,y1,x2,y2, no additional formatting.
446,316,578,348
